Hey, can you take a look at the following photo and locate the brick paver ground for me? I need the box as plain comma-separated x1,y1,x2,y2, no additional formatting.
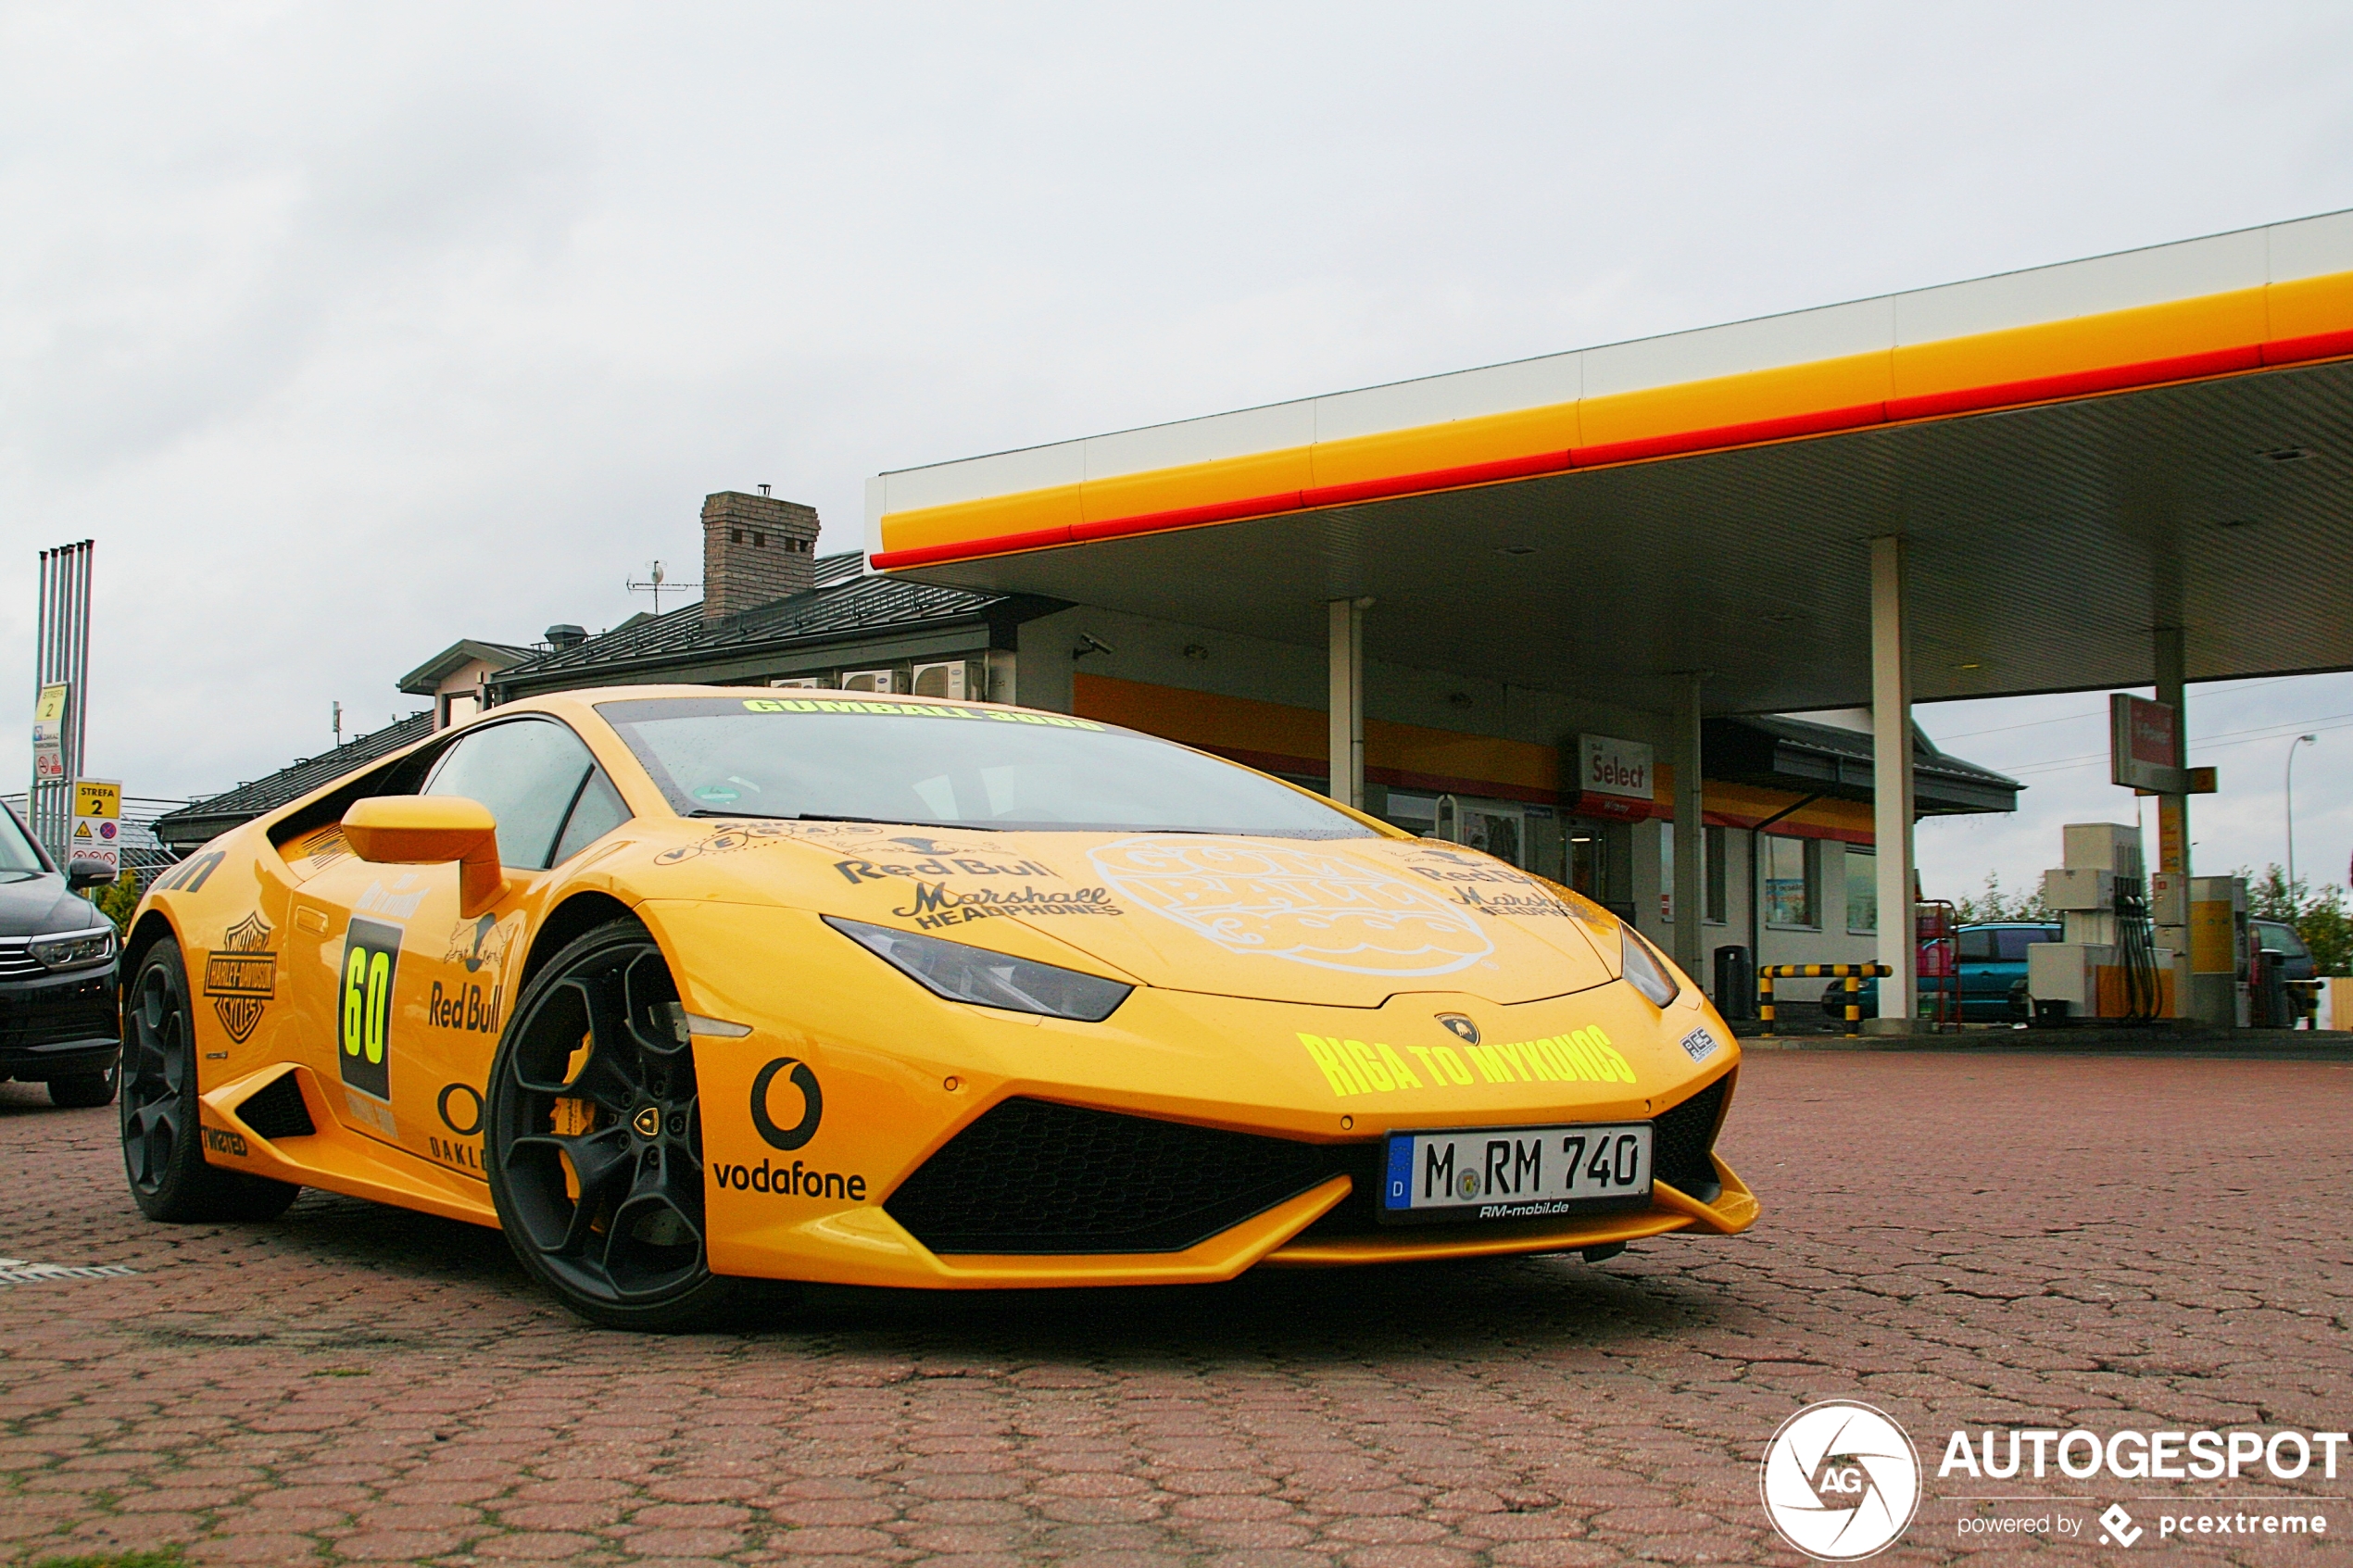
2,1052,2347,1566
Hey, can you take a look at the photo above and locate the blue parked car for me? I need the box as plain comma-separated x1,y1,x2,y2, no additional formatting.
1820,921,2062,1022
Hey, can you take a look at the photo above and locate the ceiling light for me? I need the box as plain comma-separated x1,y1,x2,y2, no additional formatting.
1955,662,1982,671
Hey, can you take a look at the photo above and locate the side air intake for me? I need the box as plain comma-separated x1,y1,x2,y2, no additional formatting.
234,1073,316,1140
1651,1074,1728,1202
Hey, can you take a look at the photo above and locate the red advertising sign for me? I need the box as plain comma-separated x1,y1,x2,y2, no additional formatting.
2110,694,2180,791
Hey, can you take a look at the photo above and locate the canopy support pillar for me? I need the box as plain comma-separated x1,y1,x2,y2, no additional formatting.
2154,626,2189,879
1327,597,1367,810
1869,536,1919,1030
2154,624,2190,1018
1671,674,1705,981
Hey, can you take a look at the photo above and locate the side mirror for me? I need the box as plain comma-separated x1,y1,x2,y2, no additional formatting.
66,865,118,893
342,797,507,915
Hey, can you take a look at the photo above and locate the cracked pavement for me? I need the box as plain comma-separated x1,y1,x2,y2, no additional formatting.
2,1052,2347,1565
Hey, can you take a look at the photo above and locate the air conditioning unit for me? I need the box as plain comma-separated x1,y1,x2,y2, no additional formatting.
912,660,979,700
838,670,899,694
768,676,828,689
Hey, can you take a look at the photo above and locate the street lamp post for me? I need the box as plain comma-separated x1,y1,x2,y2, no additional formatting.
2285,733,2318,889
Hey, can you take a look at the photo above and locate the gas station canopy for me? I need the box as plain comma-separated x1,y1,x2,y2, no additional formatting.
868,210,2353,717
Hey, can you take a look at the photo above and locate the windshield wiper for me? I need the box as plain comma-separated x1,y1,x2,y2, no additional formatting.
683,809,999,831
793,813,1000,830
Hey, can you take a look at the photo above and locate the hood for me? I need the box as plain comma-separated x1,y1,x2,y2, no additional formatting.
645,819,1619,1008
0,872,104,939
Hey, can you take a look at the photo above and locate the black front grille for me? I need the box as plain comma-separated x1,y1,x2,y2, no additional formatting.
0,977,118,1052
886,1098,1343,1254
235,1073,315,1140
1653,1074,1729,1200
889,1080,1735,1257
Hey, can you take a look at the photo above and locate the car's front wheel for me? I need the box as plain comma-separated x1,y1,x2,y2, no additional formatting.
484,918,738,1333
120,937,300,1222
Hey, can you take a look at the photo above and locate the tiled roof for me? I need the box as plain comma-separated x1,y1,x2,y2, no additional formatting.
396,638,538,695
153,711,434,849
1705,712,2020,814
1737,713,2020,789
490,554,1039,689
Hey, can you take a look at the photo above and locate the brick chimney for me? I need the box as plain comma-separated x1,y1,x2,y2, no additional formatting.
701,490,821,621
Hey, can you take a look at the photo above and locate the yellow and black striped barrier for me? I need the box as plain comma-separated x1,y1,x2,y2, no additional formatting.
1758,962,1894,1038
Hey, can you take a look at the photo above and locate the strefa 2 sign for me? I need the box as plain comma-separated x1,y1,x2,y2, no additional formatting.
69,777,120,881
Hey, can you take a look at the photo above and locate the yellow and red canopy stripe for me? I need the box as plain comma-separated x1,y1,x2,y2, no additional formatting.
873,265,2353,571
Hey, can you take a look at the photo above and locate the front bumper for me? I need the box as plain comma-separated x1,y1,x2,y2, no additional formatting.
0,963,120,1081
643,899,1756,1290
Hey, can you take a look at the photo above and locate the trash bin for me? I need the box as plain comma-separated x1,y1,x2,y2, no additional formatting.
2256,948,2291,1029
1713,945,1755,1021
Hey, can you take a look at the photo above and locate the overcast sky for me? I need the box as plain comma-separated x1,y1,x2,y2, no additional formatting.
5,2,2350,897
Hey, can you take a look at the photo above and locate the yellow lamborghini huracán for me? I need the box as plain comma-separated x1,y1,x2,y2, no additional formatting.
123,687,1754,1329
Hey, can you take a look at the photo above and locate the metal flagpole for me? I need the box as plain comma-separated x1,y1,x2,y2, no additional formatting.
30,541,94,864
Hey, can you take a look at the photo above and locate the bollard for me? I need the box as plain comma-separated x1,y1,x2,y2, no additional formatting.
1844,972,1861,1037
1759,972,1776,1030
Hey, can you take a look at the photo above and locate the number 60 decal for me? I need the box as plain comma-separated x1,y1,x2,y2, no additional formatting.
337,917,404,1101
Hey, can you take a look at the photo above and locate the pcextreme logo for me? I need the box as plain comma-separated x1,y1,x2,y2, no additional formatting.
1760,1400,1922,1561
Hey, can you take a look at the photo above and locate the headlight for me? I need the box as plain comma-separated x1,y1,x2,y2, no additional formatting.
824,916,1132,1022
31,926,116,972
1620,926,1680,1009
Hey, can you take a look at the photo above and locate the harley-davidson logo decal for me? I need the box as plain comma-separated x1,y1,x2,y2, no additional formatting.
203,911,278,1045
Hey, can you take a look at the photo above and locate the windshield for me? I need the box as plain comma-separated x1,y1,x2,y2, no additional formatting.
598,696,1378,838
0,804,47,876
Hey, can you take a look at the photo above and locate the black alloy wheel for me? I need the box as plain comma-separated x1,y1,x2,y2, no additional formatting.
49,1063,119,1108
484,919,738,1332
120,937,299,1222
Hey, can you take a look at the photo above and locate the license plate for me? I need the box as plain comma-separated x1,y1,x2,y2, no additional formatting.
1378,1122,1652,1224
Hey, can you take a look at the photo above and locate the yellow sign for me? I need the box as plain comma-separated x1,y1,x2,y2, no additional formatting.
73,779,120,819
31,684,68,782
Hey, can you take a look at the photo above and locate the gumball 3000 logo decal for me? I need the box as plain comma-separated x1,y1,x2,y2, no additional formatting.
1088,837,1493,977
1759,1401,1920,1561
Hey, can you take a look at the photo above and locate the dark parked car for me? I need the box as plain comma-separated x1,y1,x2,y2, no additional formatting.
2252,919,2317,983
1822,921,2061,1022
0,799,121,1105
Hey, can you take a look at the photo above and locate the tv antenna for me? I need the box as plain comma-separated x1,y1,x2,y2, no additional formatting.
626,560,698,616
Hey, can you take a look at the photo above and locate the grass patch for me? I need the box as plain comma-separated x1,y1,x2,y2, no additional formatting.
29,1549,187,1568
307,1366,371,1377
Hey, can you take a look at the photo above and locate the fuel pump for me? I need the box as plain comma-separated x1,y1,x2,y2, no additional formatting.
2187,875,2248,1026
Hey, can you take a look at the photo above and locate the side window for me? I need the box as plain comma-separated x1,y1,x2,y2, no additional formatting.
551,771,630,864
423,720,604,871
1957,928,1998,962
1995,928,2053,961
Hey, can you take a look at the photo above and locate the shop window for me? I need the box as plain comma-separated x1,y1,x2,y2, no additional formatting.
1659,824,1729,923
1845,846,1876,934
1464,809,1520,867
1765,834,1818,929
